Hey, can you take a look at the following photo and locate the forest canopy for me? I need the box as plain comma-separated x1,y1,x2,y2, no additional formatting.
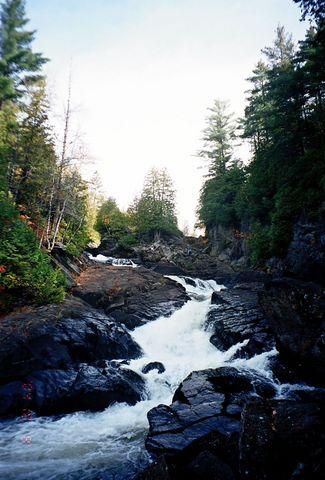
198,4,325,263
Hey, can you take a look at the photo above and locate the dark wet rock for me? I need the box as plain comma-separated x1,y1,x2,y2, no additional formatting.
142,362,166,374
0,296,145,418
232,332,275,360
0,297,142,386
137,456,171,480
73,266,189,330
183,451,236,480
145,367,276,463
0,362,145,417
284,215,325,285
260,277,325,386
135,237,235,280
240,398,325,480
151,261,186,276
207,283,273,356
144,365,324,480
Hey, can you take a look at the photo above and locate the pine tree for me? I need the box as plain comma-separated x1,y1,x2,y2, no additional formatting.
131,168,179,239
294,0,325,21
0,0,48,106
198,100,236,176
198,100,245,230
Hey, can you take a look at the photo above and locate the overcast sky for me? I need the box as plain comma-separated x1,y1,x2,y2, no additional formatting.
27,0,307,231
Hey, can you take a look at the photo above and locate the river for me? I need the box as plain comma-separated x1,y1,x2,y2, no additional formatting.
0,275,278,480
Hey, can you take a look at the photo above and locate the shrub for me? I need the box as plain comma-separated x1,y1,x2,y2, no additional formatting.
0,198,66,311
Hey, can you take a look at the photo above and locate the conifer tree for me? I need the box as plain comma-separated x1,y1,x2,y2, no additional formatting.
0,0,47,106
131,168,179,239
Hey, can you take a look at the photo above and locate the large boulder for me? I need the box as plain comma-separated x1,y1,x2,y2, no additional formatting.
0,296,142,385
145,367,276,469
144,367,324,480
0,297,144,418
73,266,189,329
206,282,274,358
0,362,145,417
260,277,325,386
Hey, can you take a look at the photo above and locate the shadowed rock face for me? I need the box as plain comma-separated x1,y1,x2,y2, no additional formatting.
0,297,144,417
144,367,324,480
0,362,145,417
0,297,142,384
72,265,189,330
239,398,325,480
260,277,325,386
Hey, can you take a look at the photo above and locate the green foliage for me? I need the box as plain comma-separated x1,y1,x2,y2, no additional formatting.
95,198,128,237
118,233,138,249
0,0,48,104
248,223,271,265
198,101,246,230
0,198,65,311
241,22,325,262
199,16,325,266
130,168,179,239
199,161,246,228
293,0,325,21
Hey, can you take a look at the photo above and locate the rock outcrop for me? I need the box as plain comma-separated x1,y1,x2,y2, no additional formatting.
260,277,325,386
206,281,275,359
143,367,324,480
73,265,189,329
0,297,144,417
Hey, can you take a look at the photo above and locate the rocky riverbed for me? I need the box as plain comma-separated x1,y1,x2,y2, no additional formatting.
0,244,324,480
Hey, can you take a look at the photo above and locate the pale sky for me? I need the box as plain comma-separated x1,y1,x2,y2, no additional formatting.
27,0,307,231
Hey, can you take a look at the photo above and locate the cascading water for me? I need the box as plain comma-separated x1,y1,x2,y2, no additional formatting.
87,253,138,267
0,276,278,480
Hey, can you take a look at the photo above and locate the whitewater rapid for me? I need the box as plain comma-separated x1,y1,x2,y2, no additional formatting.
0,276,277,480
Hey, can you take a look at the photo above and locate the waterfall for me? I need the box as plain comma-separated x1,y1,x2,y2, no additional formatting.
0,276,277,480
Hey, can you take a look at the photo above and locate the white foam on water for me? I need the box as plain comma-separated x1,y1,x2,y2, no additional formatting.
87,253,138,267
0,275,277,480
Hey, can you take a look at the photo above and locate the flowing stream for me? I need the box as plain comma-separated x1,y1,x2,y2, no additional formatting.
0,275,278,480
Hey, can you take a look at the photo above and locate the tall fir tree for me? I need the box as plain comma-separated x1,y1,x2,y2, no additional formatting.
0,0,47,106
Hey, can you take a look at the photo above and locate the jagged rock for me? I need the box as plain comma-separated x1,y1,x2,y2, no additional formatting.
73,266,189,330
206,283,273,356
0,297,145,418
260,277,325,386
145,367,276,463
142,362,166,374
0,362,145,417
